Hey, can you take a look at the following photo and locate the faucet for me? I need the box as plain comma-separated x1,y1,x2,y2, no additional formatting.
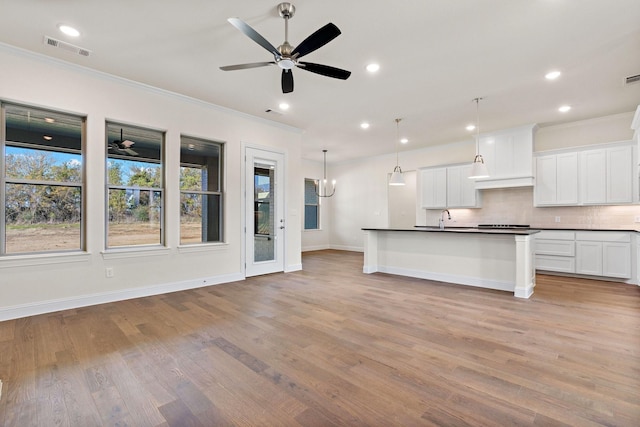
439,209,451,229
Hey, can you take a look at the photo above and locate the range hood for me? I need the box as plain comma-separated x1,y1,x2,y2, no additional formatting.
473,124,537,190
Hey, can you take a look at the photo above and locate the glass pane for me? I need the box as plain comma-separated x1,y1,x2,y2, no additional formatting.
5,183,81,253
108,189,162,247
254,166,274,262
304,179,318,204
180,193,221,244
180,136,221,192
304,205,319,230
5,146,82,182
5,104,83,152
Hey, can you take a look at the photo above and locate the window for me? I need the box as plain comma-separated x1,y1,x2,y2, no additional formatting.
304,178,319,230
106,122,164,248
2,103,85,255
180,136,223,244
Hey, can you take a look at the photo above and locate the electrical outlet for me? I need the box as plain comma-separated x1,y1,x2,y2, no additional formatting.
105,267,114,278
555,216,561,223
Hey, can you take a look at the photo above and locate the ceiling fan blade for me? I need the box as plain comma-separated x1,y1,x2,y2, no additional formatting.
220,62,276,71
291,23,341,58
281,69,294,93
297,62,351,80
227,18,281,58
124,148,139,156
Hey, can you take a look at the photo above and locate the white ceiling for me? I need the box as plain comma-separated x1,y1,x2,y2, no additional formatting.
1,0,639,163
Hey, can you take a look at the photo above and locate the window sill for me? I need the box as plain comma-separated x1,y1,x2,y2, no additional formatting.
0,251,91,268
178,242,229,254
101,245,171,260
303,229,323,232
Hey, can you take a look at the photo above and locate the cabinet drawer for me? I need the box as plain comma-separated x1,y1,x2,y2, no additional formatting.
535,255,576,273
535,230,575,240
575,231,630,243
535,239,575,256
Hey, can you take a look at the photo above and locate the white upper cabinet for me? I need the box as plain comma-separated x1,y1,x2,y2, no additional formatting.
474,124,536,189
536,140,635,207
420,167,447,209
534,152,578,206
580,145,633,204
420,164,479,209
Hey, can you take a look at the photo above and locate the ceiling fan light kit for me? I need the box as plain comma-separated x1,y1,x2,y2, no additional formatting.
220,3,351,94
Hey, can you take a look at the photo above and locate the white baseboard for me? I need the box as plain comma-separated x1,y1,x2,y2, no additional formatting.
329,245,364,253
301,245,330,252
0,272,245,321
285,263,303,272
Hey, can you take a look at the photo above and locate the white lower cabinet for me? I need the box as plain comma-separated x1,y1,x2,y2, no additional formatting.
575,232,631,278
536,230,632,279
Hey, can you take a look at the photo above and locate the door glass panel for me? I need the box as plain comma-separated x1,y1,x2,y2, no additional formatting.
254,164,275,262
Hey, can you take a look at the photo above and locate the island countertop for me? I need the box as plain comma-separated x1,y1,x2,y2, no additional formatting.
362,226,540,236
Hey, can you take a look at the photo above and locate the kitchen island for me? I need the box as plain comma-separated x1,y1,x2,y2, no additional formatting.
362,227,540,298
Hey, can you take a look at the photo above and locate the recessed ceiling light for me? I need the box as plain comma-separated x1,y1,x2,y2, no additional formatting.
466,124,476,131
187,144,195,150
58,24,80,37
400,138,408,144
44,117,55,123
360,122,370,129
43,135,53,141
279,102,290,110
366,63,380,73
558,105,571,113
545,70,561,80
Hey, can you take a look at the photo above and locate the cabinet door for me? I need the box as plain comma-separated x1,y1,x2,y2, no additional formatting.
420,168,447,209
602,242,631,278
556,152,579,205
607,146,633,203
575,241,603,276
581,149,606,204
446,165,477,208
446,166,463,207
535,155,557,205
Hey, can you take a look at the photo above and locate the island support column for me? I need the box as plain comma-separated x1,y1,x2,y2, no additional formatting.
514,234,535,298
363,230,379,273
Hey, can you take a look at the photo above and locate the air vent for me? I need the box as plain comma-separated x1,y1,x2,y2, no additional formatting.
625,74,640,85
43,36,91,57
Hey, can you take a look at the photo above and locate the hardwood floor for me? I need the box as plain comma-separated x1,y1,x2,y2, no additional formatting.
0,249,639,426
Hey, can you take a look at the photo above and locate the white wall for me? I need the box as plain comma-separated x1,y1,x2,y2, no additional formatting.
0,45,303,320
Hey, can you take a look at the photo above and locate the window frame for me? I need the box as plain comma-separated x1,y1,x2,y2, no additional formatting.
105,121,165,249
179,135,224,245
1,102,86,256
304,178,320,231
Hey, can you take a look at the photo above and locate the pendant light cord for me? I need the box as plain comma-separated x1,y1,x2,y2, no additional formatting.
395,118,401,169
474,97,482,155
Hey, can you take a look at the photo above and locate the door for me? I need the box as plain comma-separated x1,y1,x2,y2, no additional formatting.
245,147,285,277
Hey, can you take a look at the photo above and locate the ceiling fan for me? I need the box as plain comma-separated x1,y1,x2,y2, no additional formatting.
108,128,138,156
220,2,351,94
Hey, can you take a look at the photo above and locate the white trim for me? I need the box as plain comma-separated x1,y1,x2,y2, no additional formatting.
376,265,514,293
302,244,330,252
0,272,245,321
330,245,363,252
101,246,171,260
177,242,230,254
285,264,302,272
0,251,91,268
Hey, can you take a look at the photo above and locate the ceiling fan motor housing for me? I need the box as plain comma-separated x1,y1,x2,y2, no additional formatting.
278,3,296,19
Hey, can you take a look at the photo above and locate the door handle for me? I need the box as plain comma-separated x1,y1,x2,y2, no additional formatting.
279,226,285,229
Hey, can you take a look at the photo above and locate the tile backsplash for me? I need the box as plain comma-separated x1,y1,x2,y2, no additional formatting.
424,187,639,229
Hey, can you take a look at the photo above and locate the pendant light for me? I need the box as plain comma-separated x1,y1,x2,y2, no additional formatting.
389,118,405,186
468,97,490,179
315,149,336,197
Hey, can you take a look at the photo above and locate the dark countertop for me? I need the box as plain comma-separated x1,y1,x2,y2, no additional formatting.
529,227,640,233
362,227,540,236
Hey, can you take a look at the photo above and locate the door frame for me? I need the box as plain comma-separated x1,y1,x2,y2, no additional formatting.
243,144,286,277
